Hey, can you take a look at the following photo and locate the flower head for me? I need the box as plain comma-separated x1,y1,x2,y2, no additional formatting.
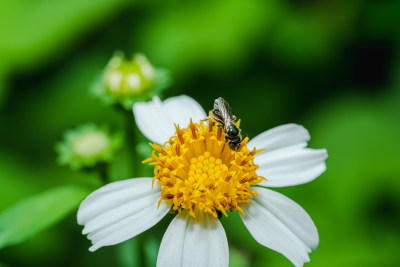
92,52,170,110
56,124,123,170
78,96,328,267
145,119,265,218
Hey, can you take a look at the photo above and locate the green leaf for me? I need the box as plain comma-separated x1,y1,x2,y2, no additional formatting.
0,185,90,249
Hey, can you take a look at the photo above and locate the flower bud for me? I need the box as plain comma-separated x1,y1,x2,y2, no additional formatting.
92,52,170,110
56,124,123,170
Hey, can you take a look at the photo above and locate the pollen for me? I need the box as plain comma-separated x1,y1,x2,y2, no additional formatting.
144,119,265,218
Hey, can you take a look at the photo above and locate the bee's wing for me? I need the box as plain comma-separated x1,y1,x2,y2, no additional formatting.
215,97,232,112
215,98,233,123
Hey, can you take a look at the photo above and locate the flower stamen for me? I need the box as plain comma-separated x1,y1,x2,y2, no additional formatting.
145,119,264,218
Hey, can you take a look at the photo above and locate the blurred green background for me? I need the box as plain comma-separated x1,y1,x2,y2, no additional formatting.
1,0,399,266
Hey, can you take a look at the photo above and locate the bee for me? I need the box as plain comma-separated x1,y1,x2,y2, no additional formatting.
208,97,246,150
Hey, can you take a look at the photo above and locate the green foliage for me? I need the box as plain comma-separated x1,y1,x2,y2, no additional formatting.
0,0,127,71
140,0,267,76
116,239,139,267
143,236,159,267
0,185,90,249
304,92,400,267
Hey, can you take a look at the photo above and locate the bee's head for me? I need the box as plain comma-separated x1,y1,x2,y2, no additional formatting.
227,124,239,137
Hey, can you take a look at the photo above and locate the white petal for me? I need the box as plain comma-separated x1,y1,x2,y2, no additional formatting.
133,95,207,144
247,124,310,152
157,211,229,267
256,147,327,187
240,187,318,267
77,178,170,251
247,124,327,187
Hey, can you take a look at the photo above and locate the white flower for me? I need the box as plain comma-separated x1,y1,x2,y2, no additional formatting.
77,95,327,267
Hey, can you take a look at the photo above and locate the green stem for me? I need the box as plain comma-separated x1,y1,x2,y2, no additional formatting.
121,108,148,267
138,235,148,267
125,109,139,177
98,163,109,185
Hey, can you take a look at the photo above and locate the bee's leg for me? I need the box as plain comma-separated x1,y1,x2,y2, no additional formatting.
201,114,213,122
206,115,222,124
213,117,224,128
213,117,223,123
235,135,247,149
236,138,242,150
202,116,222,129
229,140,237,150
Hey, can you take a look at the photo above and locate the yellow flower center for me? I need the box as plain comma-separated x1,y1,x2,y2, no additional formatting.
144,119,265,218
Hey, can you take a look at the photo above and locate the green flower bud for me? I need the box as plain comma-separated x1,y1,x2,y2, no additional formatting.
92,52,171,110
56,124,123,170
